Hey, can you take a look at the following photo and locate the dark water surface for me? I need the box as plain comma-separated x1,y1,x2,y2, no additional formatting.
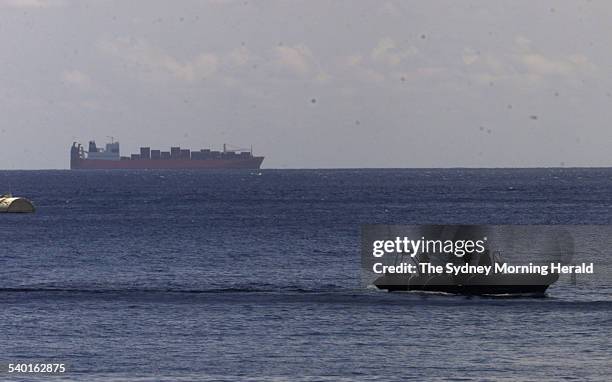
0,169,610,381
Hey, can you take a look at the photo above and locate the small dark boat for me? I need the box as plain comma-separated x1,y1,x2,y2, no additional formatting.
370,225,565,296
374,248,559,296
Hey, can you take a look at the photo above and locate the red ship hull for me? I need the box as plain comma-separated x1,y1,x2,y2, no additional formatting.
71,157,264,170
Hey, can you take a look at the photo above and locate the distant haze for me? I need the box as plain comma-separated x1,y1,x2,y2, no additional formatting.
1,0,610,169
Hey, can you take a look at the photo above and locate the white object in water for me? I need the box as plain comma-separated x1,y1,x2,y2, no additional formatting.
0,193,35,213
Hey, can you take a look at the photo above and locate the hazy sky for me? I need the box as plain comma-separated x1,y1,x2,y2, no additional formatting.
1,0,611,168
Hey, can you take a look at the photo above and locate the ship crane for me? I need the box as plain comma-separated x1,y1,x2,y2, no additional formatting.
223,143,252,153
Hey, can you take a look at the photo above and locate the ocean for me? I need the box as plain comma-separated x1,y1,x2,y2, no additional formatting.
0,169,610,381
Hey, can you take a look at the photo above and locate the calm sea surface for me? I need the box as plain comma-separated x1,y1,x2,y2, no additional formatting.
0,169,610,381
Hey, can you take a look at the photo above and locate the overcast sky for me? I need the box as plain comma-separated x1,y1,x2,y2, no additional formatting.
1,0,610,168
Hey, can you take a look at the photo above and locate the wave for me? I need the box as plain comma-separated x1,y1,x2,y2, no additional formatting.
0,283,347,294
0,285,610,308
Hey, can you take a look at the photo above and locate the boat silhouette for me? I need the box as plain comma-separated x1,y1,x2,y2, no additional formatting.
372,225,562,296
373,264,559,296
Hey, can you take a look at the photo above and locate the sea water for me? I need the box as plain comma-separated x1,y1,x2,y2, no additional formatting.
0,169,610,381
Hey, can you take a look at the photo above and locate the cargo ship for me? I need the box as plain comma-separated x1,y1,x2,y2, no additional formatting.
70,140,264,170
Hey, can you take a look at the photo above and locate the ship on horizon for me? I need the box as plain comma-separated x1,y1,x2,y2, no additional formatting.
70,139,264,170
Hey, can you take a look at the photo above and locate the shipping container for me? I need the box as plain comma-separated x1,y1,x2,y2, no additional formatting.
140,147,151,160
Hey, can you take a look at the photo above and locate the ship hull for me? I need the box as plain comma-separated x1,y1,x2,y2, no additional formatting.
373,272,559,296
71,157,264,170
374,282,552,296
